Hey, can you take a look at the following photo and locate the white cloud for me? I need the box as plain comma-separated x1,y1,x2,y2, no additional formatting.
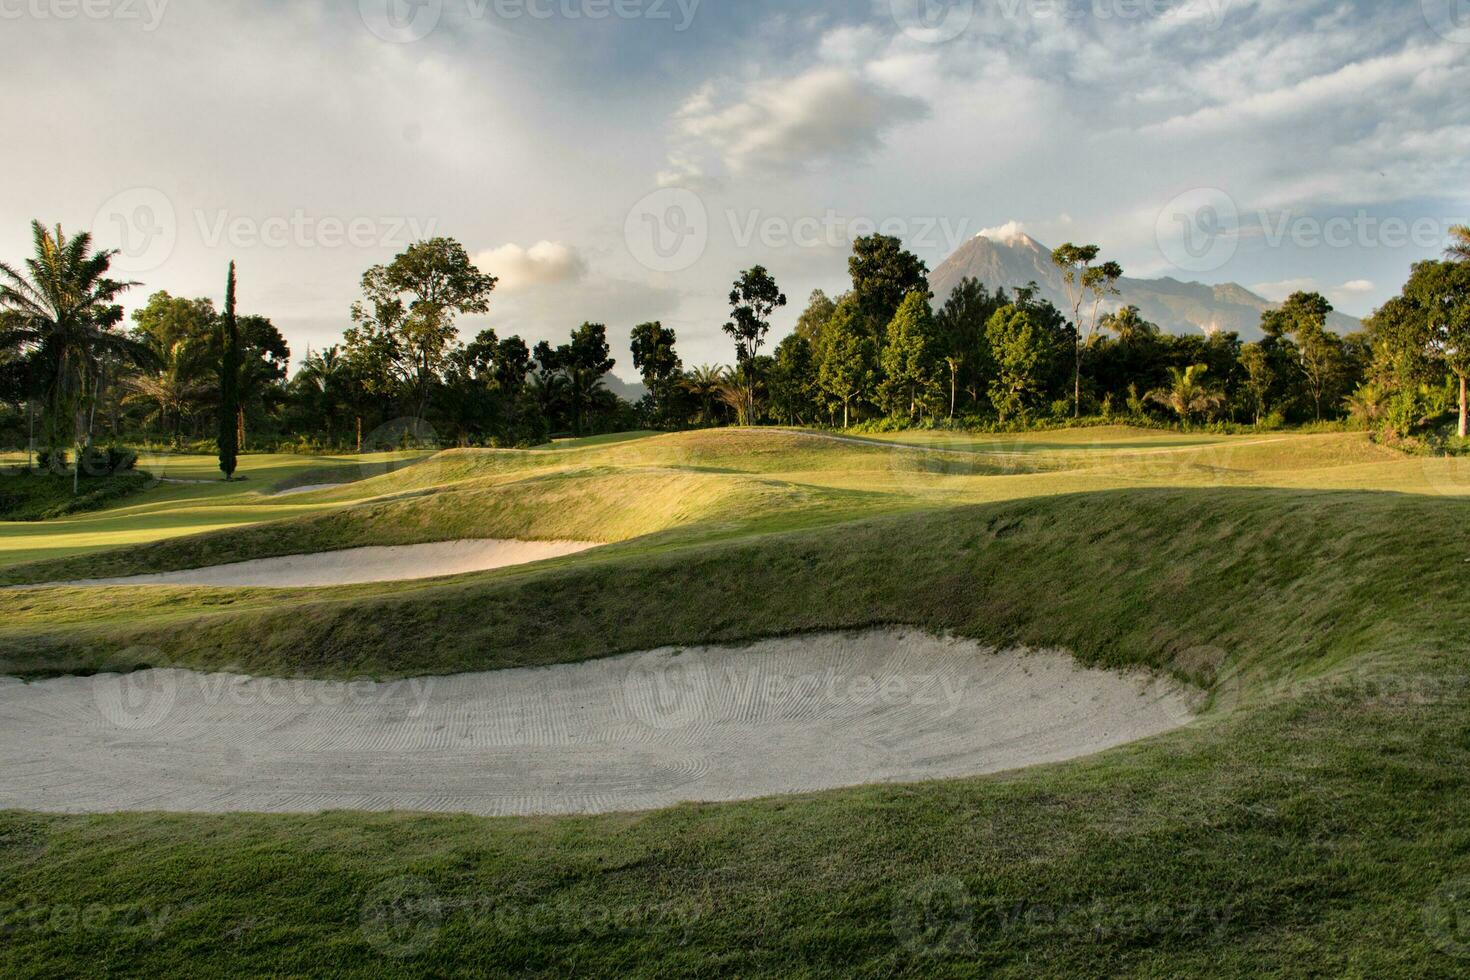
661,66,926,181
475,242,587,293
1141,45,1461,138
1338,279,1373,294
976,221,1030,244
1250,278,1319,302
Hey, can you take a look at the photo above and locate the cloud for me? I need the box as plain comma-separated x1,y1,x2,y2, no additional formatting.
1250,278,1319,302
661,66,926,182
1251,278,1375,308
975,221,1030,244
475,242,587,293
1141,45,1461,138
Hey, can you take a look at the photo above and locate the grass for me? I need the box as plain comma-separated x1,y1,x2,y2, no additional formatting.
3,425,1470,976
0,450,428,568
0,469,154,521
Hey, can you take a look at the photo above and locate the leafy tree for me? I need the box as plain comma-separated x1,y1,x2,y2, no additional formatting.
1271,292,1343,421
0,221,151,488
849,234,928,337
127,292,216,443
724,266,786,424
229,314,290,449
817,296,874,428
935,277,1006,418
350,238,496,418
1051,243,1121,416
768,334,818,425
218,263,240,479
534,323,616,436
1404,260,1470,437
1148,364,1224,425
794,289,837,345
630,321,682,426
985,303,1054,422
879,291,940,420
1238,343,1273,425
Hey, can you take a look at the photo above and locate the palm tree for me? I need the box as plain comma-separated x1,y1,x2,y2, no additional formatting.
297,345,350,444
1102,305,1159,344
715,373,751,426
0,221,152,489
1448,225,1470,263
566,364,608,436
683,364,727,426
1343,381,1389,427
124,337,210,445
1147,364,1223,426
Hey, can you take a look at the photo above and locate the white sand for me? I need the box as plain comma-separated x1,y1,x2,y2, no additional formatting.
48,539,600,589
0,629,1195,817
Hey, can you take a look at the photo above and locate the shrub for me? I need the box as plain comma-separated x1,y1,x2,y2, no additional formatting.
35,449,67,473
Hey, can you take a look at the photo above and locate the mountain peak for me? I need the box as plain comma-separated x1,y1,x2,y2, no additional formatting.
930,230,1360,340
973,221,1040,249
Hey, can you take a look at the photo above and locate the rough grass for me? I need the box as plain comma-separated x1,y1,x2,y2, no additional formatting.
3,427,1470,976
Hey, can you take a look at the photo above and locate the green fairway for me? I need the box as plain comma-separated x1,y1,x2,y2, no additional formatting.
3,426,1470,976
0,450,428,568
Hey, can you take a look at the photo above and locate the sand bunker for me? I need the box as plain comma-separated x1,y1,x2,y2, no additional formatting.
0,629,1194,816
51,539,600,589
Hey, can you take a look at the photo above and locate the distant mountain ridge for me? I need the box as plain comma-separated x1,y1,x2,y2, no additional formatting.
929,231,1361,339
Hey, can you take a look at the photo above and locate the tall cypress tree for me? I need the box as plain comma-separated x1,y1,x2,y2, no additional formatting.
218,262,240,480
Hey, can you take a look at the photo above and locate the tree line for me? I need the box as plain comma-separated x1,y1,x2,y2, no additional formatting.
3,218,1469,486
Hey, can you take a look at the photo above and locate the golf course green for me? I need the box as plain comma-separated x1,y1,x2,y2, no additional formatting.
3,426,1469,976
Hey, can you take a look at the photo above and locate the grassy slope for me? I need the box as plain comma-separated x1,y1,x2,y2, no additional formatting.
3,428,1470,976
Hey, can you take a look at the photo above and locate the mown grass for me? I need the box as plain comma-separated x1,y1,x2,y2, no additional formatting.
0,450,427,568
3,427,1470,976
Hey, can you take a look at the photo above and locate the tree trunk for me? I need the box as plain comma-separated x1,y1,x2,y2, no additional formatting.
1460,374,1468,439
356,416,363,453
842,398,850,429
1074,344,1082,419
949,364,957,420
237,407,246,453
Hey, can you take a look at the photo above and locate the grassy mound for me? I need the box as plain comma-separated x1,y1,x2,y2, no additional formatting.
0,470,154,521
0,467,889,587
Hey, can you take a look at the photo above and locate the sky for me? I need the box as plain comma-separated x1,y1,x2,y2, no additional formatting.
3,0,1468,378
